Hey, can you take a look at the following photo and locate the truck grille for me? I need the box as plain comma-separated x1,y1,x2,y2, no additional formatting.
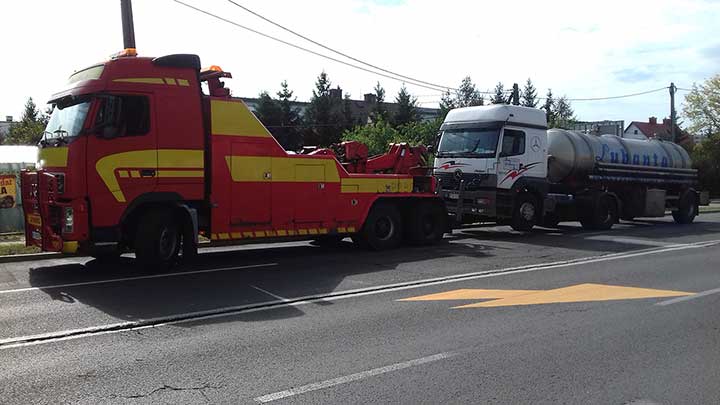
435,172,492,191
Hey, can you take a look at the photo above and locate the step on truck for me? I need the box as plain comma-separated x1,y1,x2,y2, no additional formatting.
434,104,710,231
20,2,447,268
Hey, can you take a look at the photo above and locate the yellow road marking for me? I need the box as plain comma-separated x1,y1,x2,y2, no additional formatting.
399,283,693,309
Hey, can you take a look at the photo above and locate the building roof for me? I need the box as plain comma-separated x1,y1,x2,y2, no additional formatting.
625,118,691,145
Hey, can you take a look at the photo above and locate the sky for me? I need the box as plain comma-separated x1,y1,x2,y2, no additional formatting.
0,0,718,126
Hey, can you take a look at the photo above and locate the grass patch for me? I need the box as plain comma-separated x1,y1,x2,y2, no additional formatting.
0,243,40,256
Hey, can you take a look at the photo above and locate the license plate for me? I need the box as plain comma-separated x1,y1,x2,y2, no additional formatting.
448,193,460,200
32,230,42,240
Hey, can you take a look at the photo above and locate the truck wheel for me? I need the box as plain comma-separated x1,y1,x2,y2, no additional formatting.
135,211,180,269
580,193,618,230
511,193,538,232
673,191,697,224
406,201,447,245
357,203,403,250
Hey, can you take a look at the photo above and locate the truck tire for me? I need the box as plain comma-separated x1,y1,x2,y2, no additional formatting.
673,191,697,224
406,201,447,245
134,210,180,269
580,193,618,230
356,203,403,250
511,193,538,232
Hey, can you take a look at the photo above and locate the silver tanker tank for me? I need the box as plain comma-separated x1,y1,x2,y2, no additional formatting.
546,129,692,183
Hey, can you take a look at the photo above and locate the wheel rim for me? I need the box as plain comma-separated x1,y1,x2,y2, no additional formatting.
158,226,178,261
374,216,395,241
519,202,535,221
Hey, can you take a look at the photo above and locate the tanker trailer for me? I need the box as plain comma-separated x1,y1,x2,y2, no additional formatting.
543,129,707,229
434,105,709,232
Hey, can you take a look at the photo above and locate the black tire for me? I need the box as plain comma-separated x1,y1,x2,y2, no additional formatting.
580,193,618,230
673,191,697,224
541,212,560,228
405,201,447,245
134,210,180,269
511,193,539,232
356,203,403,250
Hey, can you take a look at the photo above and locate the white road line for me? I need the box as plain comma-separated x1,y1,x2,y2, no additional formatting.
0,263,278,295
3,239,720,350
656,287,720,306
251,285,290,302
583,235,677,247
254,352,456,403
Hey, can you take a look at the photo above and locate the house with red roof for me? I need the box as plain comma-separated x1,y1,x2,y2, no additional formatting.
624,116,692,146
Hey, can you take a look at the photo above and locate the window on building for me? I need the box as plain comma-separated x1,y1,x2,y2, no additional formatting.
500,129,525,157
634,129,638,135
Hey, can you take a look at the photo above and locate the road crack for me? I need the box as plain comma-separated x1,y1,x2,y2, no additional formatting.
121,383,223,400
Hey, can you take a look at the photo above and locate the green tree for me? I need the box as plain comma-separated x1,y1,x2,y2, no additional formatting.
305,72,344,146
683,75,720,137
543,89,555,127
370,82,389,122
491,82,506,104
692,135,720,195
275,80,303,150
439,76,484,119
393,84,418,126
553,96,575,128
521,78,538,108
3,98,47,145
342,120,401,155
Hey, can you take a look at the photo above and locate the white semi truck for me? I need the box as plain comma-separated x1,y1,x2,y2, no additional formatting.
434,105,710,231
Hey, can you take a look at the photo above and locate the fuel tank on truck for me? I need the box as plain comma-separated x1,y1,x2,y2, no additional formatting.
546,129,692,183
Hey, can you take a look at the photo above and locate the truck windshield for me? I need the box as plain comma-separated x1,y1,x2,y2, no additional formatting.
437,128,500,158
43,100,91,142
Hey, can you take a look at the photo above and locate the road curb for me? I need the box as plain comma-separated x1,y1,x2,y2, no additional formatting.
0,252,63,264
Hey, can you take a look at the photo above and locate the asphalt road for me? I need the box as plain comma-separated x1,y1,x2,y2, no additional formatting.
2,214,720,404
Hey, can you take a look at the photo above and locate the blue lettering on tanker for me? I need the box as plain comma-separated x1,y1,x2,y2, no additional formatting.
643,155,650,165
596,143,668,168
633,154,640,165
661,156,668,167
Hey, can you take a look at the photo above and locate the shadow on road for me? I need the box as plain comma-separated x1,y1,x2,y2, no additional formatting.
27,239,496,327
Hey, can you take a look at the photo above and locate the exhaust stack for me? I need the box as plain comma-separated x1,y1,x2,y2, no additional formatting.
120,0,137,55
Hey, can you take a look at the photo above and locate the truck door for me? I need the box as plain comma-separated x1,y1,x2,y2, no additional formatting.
497,127,546,189
230,141,272,225
86,94,157,228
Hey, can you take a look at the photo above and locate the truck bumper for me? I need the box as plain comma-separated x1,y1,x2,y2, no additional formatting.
21,171,87,253
441,189,498,223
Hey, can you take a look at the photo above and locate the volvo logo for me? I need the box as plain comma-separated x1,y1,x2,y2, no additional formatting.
454,169,463,181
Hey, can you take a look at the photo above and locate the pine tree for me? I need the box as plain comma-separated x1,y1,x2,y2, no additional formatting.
3,98,47,145
521,78,538,108
393,84,418,126
543,89,555,127
371,82,389,122
439,89,457,119
491,82,506,104
276,80,303,150
305,72,344,146
457,76,484,107
554,96,576,129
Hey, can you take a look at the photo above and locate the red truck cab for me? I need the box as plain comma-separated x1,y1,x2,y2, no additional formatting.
22,53,446,267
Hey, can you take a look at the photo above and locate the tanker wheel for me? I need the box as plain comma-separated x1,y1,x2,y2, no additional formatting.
135,210,180,270
580,193,618,230
673,191,697,224
511,193,538,232
405,201,447,245
356,203,403,250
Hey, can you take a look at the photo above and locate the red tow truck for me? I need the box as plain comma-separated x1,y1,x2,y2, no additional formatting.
20,1,447,268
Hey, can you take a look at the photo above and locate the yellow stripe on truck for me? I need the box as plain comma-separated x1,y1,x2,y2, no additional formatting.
211,99,272,137
38,147,69,168
340,178,413,193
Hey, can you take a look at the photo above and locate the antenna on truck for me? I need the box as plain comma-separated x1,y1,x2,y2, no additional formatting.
118,0,138,57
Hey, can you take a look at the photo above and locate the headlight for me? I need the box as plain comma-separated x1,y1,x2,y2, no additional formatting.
63,207,74,234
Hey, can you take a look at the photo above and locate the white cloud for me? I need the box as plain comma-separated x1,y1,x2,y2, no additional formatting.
0,0,718,124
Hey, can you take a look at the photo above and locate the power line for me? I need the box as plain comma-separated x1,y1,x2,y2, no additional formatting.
173,0,451,93
534,86,670,102
224,0,458,92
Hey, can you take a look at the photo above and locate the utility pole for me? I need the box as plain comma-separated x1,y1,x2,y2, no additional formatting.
120,0,136,50
669,82,676,142
512,83,520,106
